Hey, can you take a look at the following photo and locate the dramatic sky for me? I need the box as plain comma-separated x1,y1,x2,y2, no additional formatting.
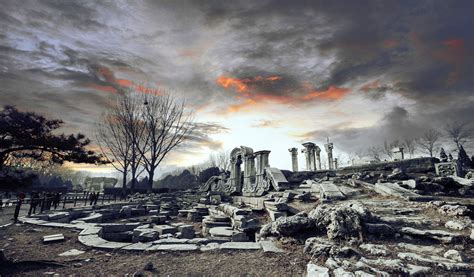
1,0,473,175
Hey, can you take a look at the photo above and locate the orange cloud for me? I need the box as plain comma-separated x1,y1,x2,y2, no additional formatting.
303,86,351,101
88,84,117,94
360,80,380,92
226,99,258,113
383,39,399,49
216,75,283,94
217,76,248,93
217,74,351,113
117,79,133,87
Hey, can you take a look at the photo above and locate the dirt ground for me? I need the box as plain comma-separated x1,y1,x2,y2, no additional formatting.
0,224,309,276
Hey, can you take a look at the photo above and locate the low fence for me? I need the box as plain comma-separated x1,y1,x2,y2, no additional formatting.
0,193,122,210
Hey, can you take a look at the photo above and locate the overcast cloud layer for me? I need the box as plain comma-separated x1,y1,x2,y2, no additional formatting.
1,0,473,172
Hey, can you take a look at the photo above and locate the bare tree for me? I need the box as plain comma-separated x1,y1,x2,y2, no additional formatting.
96,101,131,194
367,146,383,161
209,150,231,171
403,137,417,159
417,128,441,157
138,92,194,192
445,121,471,150
96,94,146,194
383,140,400,160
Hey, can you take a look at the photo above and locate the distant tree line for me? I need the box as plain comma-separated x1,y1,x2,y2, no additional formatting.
348,120,473,166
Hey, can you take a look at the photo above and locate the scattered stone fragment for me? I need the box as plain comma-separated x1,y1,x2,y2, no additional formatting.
333,267,355,277
200,243,220,251
43,234,65,244
58,249,85,257
438,205,469,216
359,244,389,256
397,243,444,255
307,262,329,277
406,264,431,275
445,220,469,231
444,249,468,262
260,240,285,253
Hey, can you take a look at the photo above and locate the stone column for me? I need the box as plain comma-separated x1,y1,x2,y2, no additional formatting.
288,148,298,172
302,142,316,171
325,141,334,170
334,158,338,170
315,146,322,170
230,155,242,191
243,153,256,187
255,150,271,175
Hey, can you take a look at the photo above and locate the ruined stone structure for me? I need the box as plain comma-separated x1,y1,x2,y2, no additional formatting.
435,162,459,177
302,142,317,171
288,147,298,172
84,177,118,192
392,147,405,161
325,140,334,170
315,146,322,170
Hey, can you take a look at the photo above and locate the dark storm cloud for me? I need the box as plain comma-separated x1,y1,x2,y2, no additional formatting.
200,0,474,102
1,0,473,158
180,122,229,151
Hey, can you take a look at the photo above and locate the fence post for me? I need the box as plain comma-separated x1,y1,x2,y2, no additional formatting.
84,192,88,206
74,196,77,207
62,196,66,209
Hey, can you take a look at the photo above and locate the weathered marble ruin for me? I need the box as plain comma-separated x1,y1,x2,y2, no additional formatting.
435,162,459,177
288,147,298,172
324,140,334,170
14,142,474,277
302,142,318,171
84,177,118,192
392,147,405,161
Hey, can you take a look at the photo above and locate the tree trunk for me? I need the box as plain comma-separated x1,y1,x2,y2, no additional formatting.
131,166,138,193
147,170,154,193
122,171,127,195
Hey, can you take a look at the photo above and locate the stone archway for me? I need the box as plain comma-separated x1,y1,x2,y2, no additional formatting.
228,146,255,193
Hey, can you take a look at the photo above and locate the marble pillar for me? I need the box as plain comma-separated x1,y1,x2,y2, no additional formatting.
288,147,298,172
325,141,334,170
302,142,316,171
243,153,256,187
315,146,322,170
230,155,242,191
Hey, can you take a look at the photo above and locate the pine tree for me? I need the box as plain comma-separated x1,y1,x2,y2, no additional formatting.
439,148,448,162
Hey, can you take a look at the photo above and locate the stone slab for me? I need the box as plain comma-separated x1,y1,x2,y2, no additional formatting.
43,234,64,243
153,238,189,244
153,225,177,235
319,182,346,200
95,241,131,250
200,242,220,251
260,240,285,253
146,244,199,251
265,167,289,191
220,242,261,250
374,182,422,200
78,234,108,247
79,227,102,236
122,242,153,251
